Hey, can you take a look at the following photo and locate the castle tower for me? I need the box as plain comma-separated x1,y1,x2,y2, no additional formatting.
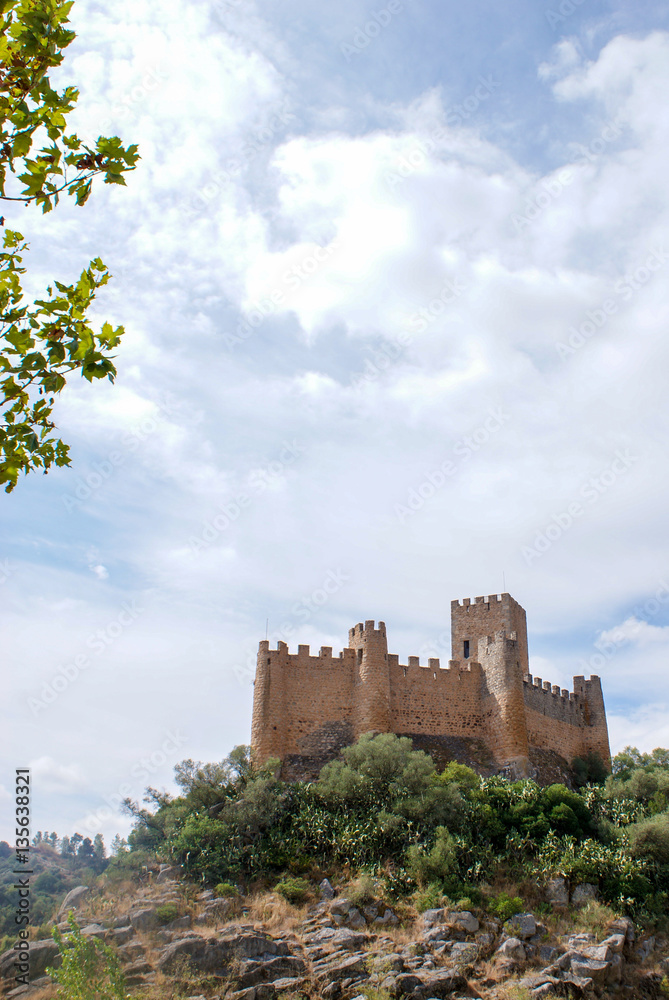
573,675,611,766
451,593,529,672
478,630,530,775
251,639,286,763
348,620,391,737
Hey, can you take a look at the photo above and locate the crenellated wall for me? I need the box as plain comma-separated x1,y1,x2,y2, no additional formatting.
250,594,612,782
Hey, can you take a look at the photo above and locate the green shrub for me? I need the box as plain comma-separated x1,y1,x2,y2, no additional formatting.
414,881,445,912
46,913,127,1000
155,902,179,925
214,881,239,898
406,827,458,887
489,892,524,922
274,876,311,903
348,874,378,906
628,814,669,864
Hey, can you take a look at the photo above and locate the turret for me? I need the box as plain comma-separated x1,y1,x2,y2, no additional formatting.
348,620,391,737
573,675,612,768
250,639,287,763
478,630,530,776
451,593,529,673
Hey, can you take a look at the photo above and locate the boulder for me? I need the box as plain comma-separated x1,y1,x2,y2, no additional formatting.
331,929,367,950
393,973,423,994
374,908,400,926
58,885,89,915
545,877,569,907
600,933,625,954
129,907,158,931
419,968,468,996
570,883,599,905
503,913,537,939
157,936,208,973
1,939,61,982
569,954,610,984
319,952,368,982
446,910,479,934
421,908,445,928
329,898,352,917
363,904,378,923
237,955,307,988
346,907,367,930
496,937,526,962
320,879,335,900
609,915,635,944
79,924,105,938
113,927,135,945
449,941,478,964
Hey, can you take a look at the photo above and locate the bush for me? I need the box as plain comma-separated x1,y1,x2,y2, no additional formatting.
414,881,445,913
214,881,239,898
155,902,179,925
406,827,458,887
628,813,669,864
348,874,379,906
489,892,524,922
274,876,311,903
46,914,127,1000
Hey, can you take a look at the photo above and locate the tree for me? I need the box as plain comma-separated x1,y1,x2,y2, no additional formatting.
1,0,139,491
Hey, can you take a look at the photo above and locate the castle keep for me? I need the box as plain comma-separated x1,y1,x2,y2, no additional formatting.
251,593,611,782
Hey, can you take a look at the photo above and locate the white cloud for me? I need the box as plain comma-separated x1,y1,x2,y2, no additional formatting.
28,758,87,795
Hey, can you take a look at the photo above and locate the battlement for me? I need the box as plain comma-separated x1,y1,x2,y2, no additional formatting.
451,593,507,608
523,673,580,706
348,620,387,643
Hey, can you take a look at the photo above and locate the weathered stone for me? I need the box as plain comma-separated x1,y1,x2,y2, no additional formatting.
80,923,106,938
609,916,635,944
503,913,536,939
157,936,208,972
422,926,452,944
58,886,89,915
375,908,400,926
320,879,335,900
331,928,367,950
538,944,558,963
570,883,599,905
363,904,379,922
545,877,569,907
496,936,526,961
446,910,479,934
124,960,154,976
600,933,625,954
449,941,478,964
370,953,404,973
569,954,610,984
1,939,61,982
329,898,352,917
166,915,192,930
531,986,558,997
421,908,445,928
113,927,134,944
129,907,158,931
346,907,367,930
272,978,306,994
319,953,368,982
237,955,307,988
419,968,468,996
393,973,423,994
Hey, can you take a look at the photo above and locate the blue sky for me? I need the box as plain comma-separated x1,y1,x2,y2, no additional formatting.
3,0,669,845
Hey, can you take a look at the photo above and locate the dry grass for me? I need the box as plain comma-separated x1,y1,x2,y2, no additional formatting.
548,899,617,939
244,891,308,934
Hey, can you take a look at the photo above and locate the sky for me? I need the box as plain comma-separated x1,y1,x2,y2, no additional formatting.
3,0,669,846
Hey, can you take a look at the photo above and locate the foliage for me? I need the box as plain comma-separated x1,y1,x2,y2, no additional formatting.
0,0,138,490
214,881,239,897
273,876,311,903
46,912,128,1000
571,751,609,787
155,901,179,925
488,892,524,922
114,737,669,922
413,881,446,913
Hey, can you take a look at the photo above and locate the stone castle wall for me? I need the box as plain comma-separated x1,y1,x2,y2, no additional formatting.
250,593,611,781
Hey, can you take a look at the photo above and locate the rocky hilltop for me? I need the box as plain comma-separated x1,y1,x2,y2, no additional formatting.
2,867,668,1000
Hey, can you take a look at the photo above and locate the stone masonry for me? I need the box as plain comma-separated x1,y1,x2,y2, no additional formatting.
251,593,611,782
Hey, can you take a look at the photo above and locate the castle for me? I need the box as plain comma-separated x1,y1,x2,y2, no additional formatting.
251,593,611,783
